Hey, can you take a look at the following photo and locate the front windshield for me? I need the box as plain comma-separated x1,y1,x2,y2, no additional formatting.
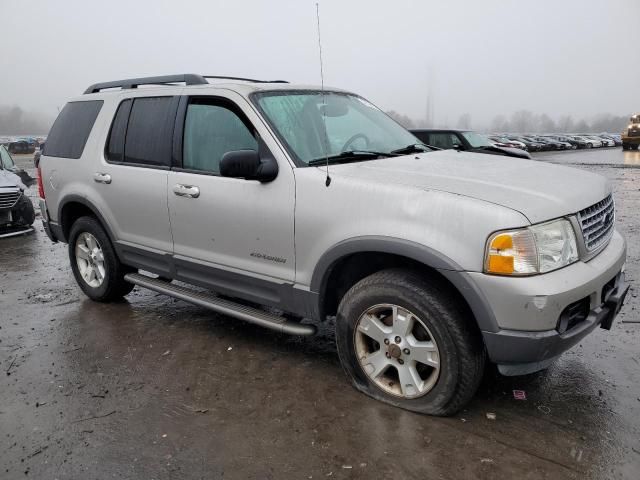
252,91,426,165
0,146,15,169
460,131,492,148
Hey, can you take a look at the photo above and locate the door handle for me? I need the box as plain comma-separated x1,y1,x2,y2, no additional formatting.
173,184,200,198
93,173,112,184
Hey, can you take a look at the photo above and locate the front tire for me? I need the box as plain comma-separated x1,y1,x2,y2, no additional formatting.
13,195,35,226
335,269,485,416
68,216,134,302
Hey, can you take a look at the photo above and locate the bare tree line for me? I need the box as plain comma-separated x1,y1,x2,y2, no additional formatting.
0,103,630,137
0,105,53,136
387,109,630,134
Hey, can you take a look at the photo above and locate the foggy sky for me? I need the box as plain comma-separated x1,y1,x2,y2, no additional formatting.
1,0,639,128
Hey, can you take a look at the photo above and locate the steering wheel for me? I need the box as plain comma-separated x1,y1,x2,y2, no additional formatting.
341,133,370,152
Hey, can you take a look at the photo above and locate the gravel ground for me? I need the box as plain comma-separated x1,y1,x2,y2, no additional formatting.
1,148,639,479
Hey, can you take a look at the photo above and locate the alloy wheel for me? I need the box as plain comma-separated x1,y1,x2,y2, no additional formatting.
354,304,441,399
75,232,106,288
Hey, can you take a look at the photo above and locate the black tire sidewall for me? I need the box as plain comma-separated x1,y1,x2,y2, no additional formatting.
336,273,465,414
68,216,128,301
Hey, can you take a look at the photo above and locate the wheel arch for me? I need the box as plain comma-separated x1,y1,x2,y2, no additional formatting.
310,236,499,333
58,195,116,244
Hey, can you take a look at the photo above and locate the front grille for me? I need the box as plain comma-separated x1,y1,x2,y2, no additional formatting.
577,194,615,252
629,129,640,137
0,189,21,209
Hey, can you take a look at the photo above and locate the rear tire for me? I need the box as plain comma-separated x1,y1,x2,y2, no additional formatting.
335,269,485,416
68,216,134,302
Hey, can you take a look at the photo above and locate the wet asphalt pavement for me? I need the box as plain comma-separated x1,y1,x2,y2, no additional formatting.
1,149,639,479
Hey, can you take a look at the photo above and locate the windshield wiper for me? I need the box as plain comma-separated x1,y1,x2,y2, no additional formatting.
390,143,435,154
308,150,395,166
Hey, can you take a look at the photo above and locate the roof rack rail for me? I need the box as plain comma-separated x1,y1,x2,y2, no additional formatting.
83,74,289,94
84,74,208,94
203,75,289,84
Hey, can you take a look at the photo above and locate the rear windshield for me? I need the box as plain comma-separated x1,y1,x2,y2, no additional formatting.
45,101,103,159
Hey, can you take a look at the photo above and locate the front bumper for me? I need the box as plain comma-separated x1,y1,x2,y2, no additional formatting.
1,193,35,230
469,230,628,375
483,271,628,375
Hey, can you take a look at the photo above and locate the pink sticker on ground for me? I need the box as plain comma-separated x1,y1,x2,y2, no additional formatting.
513,390,527,400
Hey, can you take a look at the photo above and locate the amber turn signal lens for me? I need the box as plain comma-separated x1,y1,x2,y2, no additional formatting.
487,233,516,274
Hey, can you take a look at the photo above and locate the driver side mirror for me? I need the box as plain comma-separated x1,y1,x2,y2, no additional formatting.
220,150,278,182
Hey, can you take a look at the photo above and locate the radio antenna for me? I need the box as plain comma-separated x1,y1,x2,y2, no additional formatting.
316,2,331,187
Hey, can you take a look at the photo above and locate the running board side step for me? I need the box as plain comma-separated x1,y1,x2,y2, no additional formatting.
124,273,316,336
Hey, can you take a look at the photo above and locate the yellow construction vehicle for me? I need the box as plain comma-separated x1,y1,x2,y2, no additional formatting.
622,114,640,150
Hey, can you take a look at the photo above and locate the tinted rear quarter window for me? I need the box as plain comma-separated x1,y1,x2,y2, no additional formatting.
123,97,175,166
44,101,103,159
105,99,132,162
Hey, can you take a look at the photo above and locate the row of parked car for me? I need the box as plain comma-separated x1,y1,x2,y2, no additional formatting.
487,133,621,152
409,129,623,160
0,137,45,155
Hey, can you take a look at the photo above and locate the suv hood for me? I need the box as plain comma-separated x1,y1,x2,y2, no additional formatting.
329,150,610,224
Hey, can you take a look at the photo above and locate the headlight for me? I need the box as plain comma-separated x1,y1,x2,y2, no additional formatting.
485,219,578,275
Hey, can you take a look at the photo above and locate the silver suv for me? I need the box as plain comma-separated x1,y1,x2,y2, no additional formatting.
38,74,629,416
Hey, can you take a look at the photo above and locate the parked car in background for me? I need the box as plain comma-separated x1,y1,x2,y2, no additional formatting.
585,135,610,147
547,135,586,149
488,136,528,151
411,129,531,159
529,136,565,150
8,140,36,155
519,136,552,151
0,145,35,186
539,135,575,150
598,134,621,147
595,135,615,147
562,135,589,149
570,135,600,148
0,149,35,237
583,135,606,147
506,136,545,152
608,134,622,146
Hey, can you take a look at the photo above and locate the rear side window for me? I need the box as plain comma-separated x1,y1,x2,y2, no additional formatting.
124,97,174,166
105,99,132,162
105,96,176,167
45,101,103,159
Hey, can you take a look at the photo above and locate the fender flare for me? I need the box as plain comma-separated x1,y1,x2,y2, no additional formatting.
310,236,499,333
56,194,116,244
